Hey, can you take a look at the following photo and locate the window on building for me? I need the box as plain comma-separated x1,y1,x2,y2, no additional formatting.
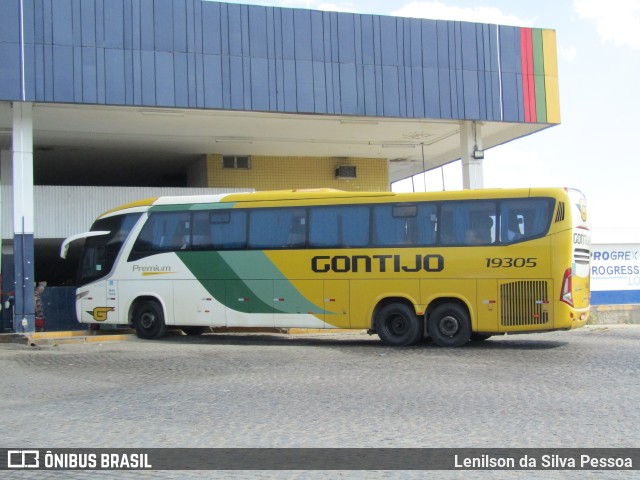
222,155,251,169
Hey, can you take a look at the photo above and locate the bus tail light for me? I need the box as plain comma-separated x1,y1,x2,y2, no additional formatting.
560,268,573,306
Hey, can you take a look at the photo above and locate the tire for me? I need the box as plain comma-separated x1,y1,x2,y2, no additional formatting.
427,303,471,347
133,300,166,340
182,326,208,336
375,303,423,347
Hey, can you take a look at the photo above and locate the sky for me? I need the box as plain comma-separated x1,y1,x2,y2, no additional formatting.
220,0,640,243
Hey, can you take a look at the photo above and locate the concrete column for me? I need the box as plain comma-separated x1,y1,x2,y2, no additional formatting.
1,149,13,235
1,149,10,281
0,149,13,273
12,102,35,334
0,150,12,333
461,121,484,189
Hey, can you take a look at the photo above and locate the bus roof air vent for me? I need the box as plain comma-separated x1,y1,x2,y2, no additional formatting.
555,202,565,222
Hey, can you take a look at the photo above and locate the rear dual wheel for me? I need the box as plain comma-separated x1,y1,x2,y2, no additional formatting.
427,303,471,347
375,303,423,347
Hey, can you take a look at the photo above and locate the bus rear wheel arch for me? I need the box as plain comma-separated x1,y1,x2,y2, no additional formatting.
427,302,472,347
374,300,423,347
132,299,166,340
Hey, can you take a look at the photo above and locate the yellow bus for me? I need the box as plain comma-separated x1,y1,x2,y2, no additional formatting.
61,187,590,347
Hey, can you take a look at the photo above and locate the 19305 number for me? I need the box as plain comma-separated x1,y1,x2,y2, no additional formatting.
486,257,537,268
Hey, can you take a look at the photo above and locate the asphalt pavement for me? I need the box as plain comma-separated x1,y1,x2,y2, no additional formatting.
1,325,639,479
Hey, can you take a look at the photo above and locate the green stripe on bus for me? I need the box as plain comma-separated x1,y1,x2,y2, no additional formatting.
176,251,326,315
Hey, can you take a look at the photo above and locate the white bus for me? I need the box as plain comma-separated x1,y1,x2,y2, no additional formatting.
61,188,590,347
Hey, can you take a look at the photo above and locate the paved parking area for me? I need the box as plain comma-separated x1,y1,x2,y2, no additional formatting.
1,325,639,479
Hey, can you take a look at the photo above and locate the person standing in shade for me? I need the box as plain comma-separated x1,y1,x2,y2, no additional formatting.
34,282,47,332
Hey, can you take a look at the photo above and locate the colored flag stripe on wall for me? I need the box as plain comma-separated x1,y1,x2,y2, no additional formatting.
521,28,536,122
519,27,560,124
542,29,561,123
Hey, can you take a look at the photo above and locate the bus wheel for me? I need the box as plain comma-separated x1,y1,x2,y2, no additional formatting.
427,304,471,347
182,326,208,336
375,303,423,347
133,301,166,340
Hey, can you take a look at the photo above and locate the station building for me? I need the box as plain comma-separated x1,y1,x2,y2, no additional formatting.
0,0,561,332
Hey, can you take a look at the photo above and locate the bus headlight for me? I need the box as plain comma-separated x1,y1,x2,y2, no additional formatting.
76,291,90,301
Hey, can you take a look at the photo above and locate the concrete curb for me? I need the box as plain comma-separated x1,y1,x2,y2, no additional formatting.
27,330,136,346
0,333,29,345
32,334,137,346
3,327,365,346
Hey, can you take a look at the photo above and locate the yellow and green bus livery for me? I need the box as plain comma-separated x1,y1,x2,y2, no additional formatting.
62,187,590,347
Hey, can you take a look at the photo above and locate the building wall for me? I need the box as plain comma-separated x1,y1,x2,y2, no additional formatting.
589,305,640,325
187,155,209,187
588,244,640,324
0,0,559,124
0,185,252,240
206,155,388,191
590,244,640,306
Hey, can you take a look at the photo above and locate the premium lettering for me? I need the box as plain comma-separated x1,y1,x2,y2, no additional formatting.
132,265,171,272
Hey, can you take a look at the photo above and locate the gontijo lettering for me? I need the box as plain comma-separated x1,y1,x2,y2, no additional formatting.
573,233,589,245
312,254,444,273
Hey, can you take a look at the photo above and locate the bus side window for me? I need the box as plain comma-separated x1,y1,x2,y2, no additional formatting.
191,212,213,249
249,208,306,249
418,205,437,245
441,203,469,245
439,210,455,245
373,205,417,246
191,210,248,250
441,201,495,245
289,210,307,247
341,206,369,247
309,205,369,248
468,213,494,245
169,215,191,250
309,207,339,247
211,210,247,249
499,199,554,243
132,212,191,255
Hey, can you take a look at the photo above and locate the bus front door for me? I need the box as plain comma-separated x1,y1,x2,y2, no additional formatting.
78,281,114,325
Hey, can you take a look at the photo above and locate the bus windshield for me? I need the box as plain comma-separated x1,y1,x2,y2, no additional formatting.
78,213,142,286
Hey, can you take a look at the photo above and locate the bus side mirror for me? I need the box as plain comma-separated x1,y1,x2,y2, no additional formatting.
60,231,111,259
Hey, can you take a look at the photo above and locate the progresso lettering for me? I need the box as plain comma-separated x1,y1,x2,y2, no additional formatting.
311,254,444,273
